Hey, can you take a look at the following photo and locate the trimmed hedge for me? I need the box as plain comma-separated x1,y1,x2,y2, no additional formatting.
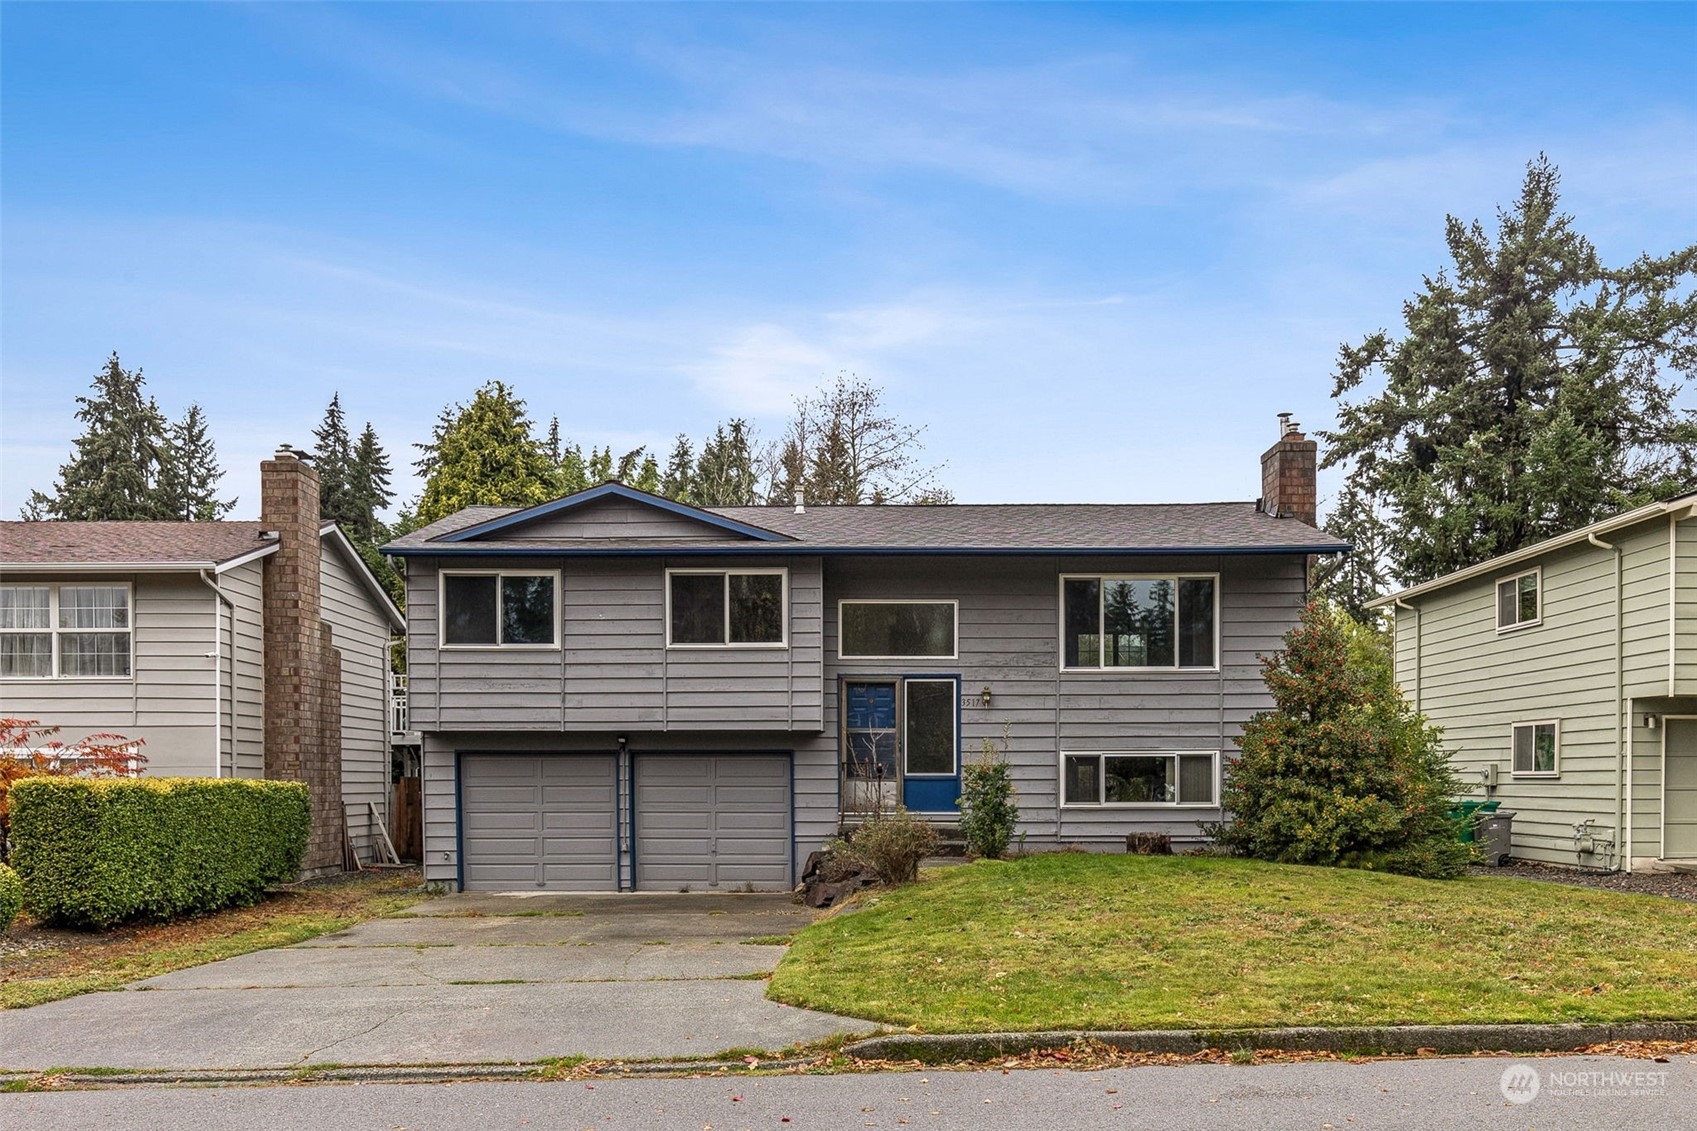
9,777,310,929
0,864,22,931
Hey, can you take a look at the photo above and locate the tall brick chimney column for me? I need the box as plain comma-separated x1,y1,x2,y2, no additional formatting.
1259,413,1318,526
261,448,344,874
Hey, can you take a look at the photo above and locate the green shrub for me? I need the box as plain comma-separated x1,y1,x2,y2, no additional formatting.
1209,601,1474,880
9,777,311,929
0,864,22,931
849,808,939,885
958,732,1019,859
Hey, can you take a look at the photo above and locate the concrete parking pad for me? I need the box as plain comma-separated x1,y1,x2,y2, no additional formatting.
0,893,873,1070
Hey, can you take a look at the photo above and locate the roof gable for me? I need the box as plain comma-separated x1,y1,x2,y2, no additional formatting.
436,484,791,544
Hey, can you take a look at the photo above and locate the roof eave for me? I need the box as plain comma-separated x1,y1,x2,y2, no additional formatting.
435,484,793,545
318,523,406,632
385,543,1350,559
1367,493,1697,610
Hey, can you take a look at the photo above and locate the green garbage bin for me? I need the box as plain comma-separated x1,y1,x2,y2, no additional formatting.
1448,800,1500,843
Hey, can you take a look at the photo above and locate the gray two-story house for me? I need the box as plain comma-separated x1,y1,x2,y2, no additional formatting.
1370,491,1697,873
385,423,1344,892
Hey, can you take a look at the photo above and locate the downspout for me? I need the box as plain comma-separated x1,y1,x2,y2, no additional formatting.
1589,532,1625,872
1672,513,1680,698
199,571,235,778
1394,598,1420,713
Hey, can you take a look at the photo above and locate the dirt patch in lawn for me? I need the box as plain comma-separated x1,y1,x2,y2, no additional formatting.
0,868,424,1010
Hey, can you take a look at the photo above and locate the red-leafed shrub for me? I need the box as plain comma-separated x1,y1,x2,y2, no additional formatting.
1,718,147,860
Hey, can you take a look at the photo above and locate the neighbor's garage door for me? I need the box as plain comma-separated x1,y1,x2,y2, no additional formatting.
460,754,618,891
634,755,791,891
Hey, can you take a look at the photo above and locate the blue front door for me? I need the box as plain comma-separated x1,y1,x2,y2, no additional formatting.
843,679,961,814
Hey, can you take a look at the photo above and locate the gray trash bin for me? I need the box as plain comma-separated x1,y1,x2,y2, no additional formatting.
1476,810,1515,866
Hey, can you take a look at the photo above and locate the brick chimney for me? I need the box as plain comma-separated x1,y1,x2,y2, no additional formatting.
1259,413,1318,526
260,447,343,875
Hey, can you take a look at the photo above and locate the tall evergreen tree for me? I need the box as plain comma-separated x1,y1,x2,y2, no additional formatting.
660,435,698,503
312,394,357,530
346,423,395,545
158,403,236,520
695,420,763,506
24,353,174,520
412,382,558,526
1321,156,1697,609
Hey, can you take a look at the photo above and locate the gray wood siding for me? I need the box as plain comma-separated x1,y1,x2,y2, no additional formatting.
219,560,267,778
500,496,739,541
405,556,825,733
1390,511,1697,869
320,541,395,859
0,572,219,778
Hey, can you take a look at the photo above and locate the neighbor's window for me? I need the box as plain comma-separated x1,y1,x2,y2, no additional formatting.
1497,570,1540,630
1512,721,1558,776
0,584,131,678
442,572,557,647
1062,576,1216,669
668,569,785,646
839,601,957,659
1063,752,1216,806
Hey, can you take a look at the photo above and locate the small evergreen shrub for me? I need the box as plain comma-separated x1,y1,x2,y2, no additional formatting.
10,777,311,929
958,732,1019,859
1209,601,1474,880
0,864,22,931
849,808,939,885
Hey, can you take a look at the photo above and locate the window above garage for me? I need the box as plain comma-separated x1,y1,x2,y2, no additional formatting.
441,571,559,648
666,568,787,648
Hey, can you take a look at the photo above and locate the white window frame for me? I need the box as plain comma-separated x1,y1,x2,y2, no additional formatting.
1510,719,1560,778
0,582,135,682
665,567,789,649
1495,567,1542,632
1059,749,1220,808
437,570,561,650
838,599,959,661
1057,573,1221,673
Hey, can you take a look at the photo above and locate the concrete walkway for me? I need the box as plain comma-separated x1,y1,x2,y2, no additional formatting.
0,893,876,1071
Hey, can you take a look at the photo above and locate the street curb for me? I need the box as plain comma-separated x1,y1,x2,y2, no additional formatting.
0,1057,815,1089
841,1021,1697,1063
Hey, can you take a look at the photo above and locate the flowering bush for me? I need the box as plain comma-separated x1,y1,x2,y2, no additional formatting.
1208,601,1473,879
1,718,146,860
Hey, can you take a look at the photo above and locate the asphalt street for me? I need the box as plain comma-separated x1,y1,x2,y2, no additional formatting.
3,1055,1693,1131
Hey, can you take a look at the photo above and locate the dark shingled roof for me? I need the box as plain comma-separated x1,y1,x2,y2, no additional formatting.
0,521,275,567
387,499,1348,556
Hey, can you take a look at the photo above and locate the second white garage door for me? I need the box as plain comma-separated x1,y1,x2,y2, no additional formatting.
634,755,792,891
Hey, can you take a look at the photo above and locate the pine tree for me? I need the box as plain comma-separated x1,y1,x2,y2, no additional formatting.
412,382,559,526
24,353,174,520
660,435,697,503
695,420,763,506
1323,156,1697,598
158,403,236,520
312,394,357,530
1210,601,1472,879
346,423,395,545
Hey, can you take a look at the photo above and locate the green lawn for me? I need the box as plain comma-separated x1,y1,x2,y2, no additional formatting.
767,854,1697,1033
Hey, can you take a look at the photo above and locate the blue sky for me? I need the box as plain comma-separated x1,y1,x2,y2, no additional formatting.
3,3,1694,519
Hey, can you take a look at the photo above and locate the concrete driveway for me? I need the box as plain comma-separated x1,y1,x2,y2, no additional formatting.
0,893,877,1071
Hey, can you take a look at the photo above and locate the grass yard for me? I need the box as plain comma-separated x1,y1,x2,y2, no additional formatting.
0,868,426,1009
767,853,1697,1033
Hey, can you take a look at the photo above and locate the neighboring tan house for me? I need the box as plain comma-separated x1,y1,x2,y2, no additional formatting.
0,450,406,870
1369,492,1697,873
384,421,1346,892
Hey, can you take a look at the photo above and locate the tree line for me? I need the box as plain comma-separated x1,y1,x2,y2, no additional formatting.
21,157,1696,622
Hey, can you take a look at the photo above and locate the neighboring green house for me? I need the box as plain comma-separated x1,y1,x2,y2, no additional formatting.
1370,492,1697,873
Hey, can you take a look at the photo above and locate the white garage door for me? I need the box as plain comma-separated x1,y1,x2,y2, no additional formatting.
634,755,792,891
460,754,618,891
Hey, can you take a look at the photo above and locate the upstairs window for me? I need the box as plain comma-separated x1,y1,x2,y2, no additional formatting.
839,601,957,659
442,572,557,647
1496,569,1540,630
0,584,131,678
1512,721,1559,777
1061,575,1216,669
667,569,786,647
